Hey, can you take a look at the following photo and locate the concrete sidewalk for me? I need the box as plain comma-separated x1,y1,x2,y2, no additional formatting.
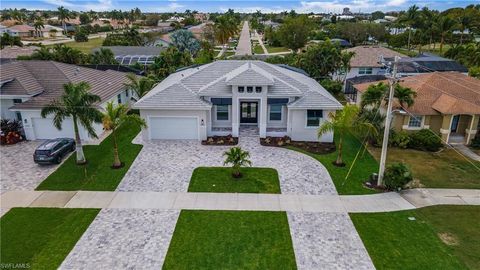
2,189,478,215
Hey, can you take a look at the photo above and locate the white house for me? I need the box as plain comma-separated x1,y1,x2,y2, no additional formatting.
0,61,133,142
134,60,343,142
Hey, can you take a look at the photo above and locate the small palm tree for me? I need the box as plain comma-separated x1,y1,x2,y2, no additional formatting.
102,102,147,168
41,82,102,164
223,147,252,178
124,73,156,100
318,104,377,166
394,84,417,108
33,17,45,38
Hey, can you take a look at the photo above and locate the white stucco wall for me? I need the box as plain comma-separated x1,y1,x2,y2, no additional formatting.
266,105,287,128
288,109,334,142
345,67,386,80
1,99,16,120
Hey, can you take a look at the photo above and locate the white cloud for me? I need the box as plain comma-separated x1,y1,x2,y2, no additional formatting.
219,6,288,14
43,0,113,11
157,2,185,12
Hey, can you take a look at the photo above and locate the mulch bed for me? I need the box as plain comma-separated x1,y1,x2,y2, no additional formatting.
260,136,336,154
202,135,238,146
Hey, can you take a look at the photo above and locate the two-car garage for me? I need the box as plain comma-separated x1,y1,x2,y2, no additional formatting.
148,117,199,140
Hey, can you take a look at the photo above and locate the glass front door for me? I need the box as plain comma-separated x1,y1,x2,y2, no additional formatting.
240,102,258,124
451,115,460,132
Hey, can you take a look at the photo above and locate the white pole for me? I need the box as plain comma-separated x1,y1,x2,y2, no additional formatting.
378,56,399,186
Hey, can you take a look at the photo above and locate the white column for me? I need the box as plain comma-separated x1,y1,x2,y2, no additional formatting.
259,98,267,138
232,89,239,137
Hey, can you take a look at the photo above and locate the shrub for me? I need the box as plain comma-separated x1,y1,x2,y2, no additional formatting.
470,136,480,149
74,30,89,42
383,162,413,190
320,79,343,96
408,129,443,152
390,130,410,149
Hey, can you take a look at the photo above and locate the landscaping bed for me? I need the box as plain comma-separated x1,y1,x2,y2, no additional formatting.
351,205,479,269
163,210,296,269
0,208,99,269
201,135,238,146
188,167,280,193
260,136,336,154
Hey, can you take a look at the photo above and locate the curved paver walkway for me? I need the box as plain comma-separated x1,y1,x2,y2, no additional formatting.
117,136,337,195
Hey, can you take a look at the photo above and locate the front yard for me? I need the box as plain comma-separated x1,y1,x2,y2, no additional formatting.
189,167,280,193
36,123,142,191
351,205,480,270
47,37,105,53
163,210,297,269
369,147,480,189
0,208,99,269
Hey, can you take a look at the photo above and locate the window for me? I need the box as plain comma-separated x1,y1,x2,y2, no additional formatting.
247,86,253,93
359,67,373,75
117,94,122,104
15,112,22,121
216,105,229,120
255,86,262,93
269,105,282,121
13,99,22,104
125,89,129,97
307,110,323,127
238,86,245,93
408,115,423,127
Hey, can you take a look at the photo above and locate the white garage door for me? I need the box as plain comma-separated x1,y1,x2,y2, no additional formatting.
149,117,198,140
32,118,75,139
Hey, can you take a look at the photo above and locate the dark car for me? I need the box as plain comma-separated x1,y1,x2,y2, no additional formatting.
33,138,75,165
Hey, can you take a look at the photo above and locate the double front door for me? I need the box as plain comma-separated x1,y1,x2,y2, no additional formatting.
240,102,258,124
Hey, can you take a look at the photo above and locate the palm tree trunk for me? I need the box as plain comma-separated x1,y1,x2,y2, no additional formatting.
112,129,122,167
336,136,343,165
440,34,444,53
407,28,412,51
72,116,86,164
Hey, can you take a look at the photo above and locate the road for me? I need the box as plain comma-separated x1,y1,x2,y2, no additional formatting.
235,21,252,56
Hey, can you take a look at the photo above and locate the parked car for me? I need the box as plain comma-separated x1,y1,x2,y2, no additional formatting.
33,138,75,165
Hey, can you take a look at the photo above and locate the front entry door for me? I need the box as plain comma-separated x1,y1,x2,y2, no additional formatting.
240,102,258,124
451,115,460,132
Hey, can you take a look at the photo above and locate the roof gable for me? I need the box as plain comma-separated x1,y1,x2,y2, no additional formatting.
225,63,275,85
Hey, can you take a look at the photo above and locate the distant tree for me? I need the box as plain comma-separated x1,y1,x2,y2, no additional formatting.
79,13,91,25
57,6,72,34
361,82,417,109
123,73,156,100
398,5,420,50
277,15,313,51
0,33,22,49
170,29,201,56
33,17,45,38
30,47,54,60
194,41,215,64
51,44,88,64
214,15,238,48
436,15,456,52
74,28,89,42
469,66,480,79
149,47,192,80
91,48,118,64
371,11,385,20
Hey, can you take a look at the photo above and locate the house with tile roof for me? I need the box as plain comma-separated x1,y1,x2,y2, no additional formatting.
134,60,343,142
0,61,134,141
353,72,480,145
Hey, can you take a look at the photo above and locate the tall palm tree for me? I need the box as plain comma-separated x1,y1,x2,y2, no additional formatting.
456,9,473,45
102,102,146,168
399,5,420,51
41,82,102,164
437,15,456,53
394,84,417,108
361,82,417,109
33,17,45,38
214,15,238,48
123,73,156,100
223,147,252,178
318,104,377,166
57,6,71,34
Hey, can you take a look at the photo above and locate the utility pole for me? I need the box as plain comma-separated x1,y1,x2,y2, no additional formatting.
378,56,399,186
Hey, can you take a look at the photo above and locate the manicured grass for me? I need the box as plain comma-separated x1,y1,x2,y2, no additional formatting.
369,147,480,189
288,133,379,195
253,44,265,54
265,45,290,53
0,208,99,269
36,123,142,191
351,205,480,270
188,167,280,193
47,37,105,53
163,210,297,270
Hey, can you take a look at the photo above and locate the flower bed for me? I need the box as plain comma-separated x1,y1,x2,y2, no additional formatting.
260,136,335,154
202,135,238,146
1,119,24,145
0,131,24,145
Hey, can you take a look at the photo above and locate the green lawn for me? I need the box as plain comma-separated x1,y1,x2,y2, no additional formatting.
163,210,297,270
253,44,265,54
288,133,379,195
351,205,480,270
36,123,142,191
0,208,99,269
369,147,480,189
265,45,290,53
47,37,105,53
188,167,280,193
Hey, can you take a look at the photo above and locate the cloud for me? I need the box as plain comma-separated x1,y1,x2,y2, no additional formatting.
157,2,185,12
295,0,411,13
43,0,113,11
219,6,288,14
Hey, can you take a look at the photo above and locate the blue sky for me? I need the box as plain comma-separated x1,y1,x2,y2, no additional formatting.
1,0,476,13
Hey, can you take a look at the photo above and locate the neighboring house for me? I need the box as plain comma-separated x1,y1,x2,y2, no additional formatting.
193,13,209,22
134,60,343,142
0,61,134,141
93,46,167,66
353,72,480,145
263,20,281,29
7,25,35,38
157,22,175,33
42,25,64,38
0,46,40,63
396,53,468,75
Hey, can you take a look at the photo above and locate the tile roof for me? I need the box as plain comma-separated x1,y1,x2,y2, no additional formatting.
134,83,211,109
346,46,406,68
0,61,131,109
353,72,480,115
0,46,40,59
7,24,35,32
135,60,342,110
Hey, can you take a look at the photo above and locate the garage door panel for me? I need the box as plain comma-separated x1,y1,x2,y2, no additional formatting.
32,118,75,139
149,117,198,140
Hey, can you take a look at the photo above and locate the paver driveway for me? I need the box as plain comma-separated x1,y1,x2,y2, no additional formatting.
0,141,59,191
117,135,337,195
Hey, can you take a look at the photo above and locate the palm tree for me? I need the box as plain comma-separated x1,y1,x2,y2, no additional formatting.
318,104,377,166
41,82,102,164
57,6,71,34
361,82,416,109
399,5,419,51
102,102,146,168
214,15,238,48
394,84,417,108
437,15,456,53
33,17,45,38
91,48,118,65
123,73,156,100
223,147,252,178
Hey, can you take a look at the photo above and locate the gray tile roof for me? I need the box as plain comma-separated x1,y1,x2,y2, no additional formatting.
134,83,211,109
93,46,166,56
135,60,342,110
0,61,131,109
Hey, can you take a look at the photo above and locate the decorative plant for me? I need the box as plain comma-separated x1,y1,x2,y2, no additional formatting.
0,119,23,145
223,147,252,178
383,162,413,191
